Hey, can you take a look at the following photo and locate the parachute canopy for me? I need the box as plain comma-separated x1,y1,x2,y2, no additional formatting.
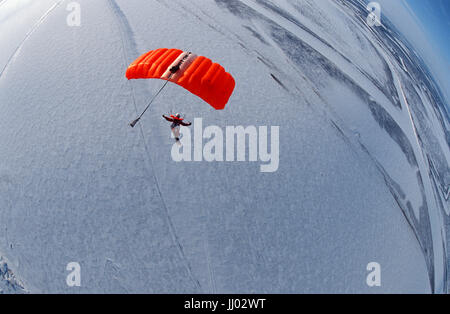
126,48,235,110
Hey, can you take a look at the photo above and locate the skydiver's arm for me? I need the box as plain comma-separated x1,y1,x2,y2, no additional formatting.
180,121,192,126
162,115,174,122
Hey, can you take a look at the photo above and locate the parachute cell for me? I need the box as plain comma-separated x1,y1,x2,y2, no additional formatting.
126,48,235,110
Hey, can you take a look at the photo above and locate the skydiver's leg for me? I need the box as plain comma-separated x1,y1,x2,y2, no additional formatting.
171,126,180,141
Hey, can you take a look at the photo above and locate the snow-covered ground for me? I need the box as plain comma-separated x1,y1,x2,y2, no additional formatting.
0,0,448,293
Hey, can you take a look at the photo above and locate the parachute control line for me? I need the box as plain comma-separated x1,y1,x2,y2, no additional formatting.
127,48,235,127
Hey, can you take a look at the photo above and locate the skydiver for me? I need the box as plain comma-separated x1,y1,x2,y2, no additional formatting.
162,113,192,143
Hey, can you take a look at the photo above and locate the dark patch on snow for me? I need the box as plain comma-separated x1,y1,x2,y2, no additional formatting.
366,99,418,167
0,257,27,294
270,73,288,91
243,25,269,45
214,0,258,19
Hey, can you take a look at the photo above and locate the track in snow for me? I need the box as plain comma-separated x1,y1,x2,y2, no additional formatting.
0,0,64,79
106,0,202,291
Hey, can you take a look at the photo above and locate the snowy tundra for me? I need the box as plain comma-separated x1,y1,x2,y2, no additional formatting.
0,0,448,293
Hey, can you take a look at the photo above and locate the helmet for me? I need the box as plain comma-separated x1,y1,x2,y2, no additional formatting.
175,113,181,118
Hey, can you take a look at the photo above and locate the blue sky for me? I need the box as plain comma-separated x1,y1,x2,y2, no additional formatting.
408,0,450,72
376,0,449,105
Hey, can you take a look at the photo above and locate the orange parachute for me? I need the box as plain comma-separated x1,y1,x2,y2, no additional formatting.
126,48,235,110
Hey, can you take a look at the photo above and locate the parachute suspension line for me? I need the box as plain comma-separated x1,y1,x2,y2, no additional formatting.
129,74,173,128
